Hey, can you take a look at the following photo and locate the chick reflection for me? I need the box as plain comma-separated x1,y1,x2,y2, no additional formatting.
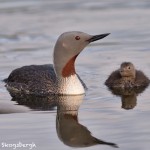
56,95,118,148
107,87,148,110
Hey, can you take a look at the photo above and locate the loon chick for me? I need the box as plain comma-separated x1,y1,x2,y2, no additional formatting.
105,62,150,89
4,31,109,95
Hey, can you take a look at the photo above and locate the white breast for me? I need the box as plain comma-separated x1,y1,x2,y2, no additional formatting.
57,75,85,95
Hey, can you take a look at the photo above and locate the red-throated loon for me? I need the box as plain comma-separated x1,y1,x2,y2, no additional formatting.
4,31,109,95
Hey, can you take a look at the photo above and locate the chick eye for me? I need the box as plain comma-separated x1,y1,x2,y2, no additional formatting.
75,36,80,40
128,66,130,69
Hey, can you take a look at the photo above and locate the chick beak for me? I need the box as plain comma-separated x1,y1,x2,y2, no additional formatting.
87,33,110,43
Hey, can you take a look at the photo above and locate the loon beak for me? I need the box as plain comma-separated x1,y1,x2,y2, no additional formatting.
87,33,110,43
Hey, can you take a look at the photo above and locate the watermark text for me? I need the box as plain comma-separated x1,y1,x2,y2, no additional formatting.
1,141,36,149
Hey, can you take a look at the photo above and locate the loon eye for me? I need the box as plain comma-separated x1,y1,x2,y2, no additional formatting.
75,36,80,40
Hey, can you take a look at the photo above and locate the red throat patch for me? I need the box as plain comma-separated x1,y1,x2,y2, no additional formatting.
62,54,78,77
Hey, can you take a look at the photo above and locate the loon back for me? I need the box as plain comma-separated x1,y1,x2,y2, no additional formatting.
4,64,56,95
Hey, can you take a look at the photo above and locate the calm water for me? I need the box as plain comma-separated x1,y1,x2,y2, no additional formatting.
0,0,150,150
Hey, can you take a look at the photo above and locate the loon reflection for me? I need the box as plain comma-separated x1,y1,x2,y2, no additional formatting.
6,91,118,148
106,86,148,110
56,95,118,148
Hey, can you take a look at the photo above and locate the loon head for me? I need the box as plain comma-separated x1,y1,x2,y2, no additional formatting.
53,31,110,78
119,62,136,78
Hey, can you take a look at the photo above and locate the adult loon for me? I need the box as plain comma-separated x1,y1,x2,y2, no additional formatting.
4,31,109,95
